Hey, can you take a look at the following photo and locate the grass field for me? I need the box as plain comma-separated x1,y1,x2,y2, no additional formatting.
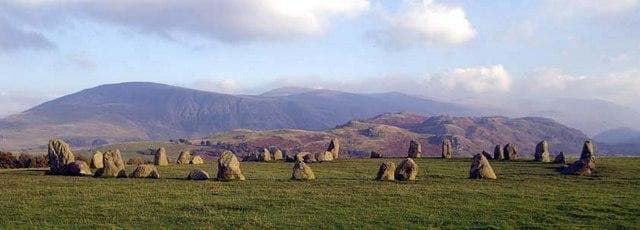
0,157,639,229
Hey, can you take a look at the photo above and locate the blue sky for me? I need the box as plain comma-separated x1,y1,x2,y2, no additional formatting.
0,0,639,116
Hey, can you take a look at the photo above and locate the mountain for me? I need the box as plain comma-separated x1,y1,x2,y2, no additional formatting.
592,128,640,155
203,113,589,158
0,82,470,150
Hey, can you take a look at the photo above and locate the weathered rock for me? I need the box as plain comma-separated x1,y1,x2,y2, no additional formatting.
407,140,422,158
295,152,317,163
66,160,92,176
47,139,76,175
327,138,340,159
112,149,125,170
217,151,245,181
534,140,551,163
187,169,210,180
190,155,204,165
370,151,383,158
561,140,596,176
90,151,104,169
554,152,566,164
177,150,192,164
469,153,497,179
441,139,453,158
291,161,315,180
95,149,127,178
316,151,334,162
130,164,160,179
481,151,493,160
154,147,169,166
503,144,518,160
375,161,395,181
273,148,284,161
395,158,418,181
493,145,504,160
259,148,272,162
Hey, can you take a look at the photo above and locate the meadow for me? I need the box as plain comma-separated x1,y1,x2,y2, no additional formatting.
0,157,638,229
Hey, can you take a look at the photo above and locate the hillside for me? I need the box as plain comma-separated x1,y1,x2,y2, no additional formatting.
0,82,469,150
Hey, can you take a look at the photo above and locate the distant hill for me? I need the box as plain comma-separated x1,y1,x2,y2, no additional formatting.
593,128,640,155
0,82,470,150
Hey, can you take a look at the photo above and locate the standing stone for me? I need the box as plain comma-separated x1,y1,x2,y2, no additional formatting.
469,153,497,179
190,155,204,165
259,148,272,162
187,169,210,180
316,151,334,162
493,145,504,160
66,160,93,176
47,139,76,175
503,144,518,160
554,152,566,164
481,151,493,160
291,161,315,180
130,164,160,179
407,140,422,158
327,138,340,159
296,152,317,163
154,147,169,166
95,149,126,178
273,148,284,161
534,140,551,162
90,151,104,169
441,139,453,158
217,151,245,181
112,149,125,170
370,151,383,158
561,140,596,176
395,158,418,181
177,150,192,164
375,161,396,181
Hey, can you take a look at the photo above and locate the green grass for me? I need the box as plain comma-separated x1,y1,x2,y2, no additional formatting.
0,158,639,229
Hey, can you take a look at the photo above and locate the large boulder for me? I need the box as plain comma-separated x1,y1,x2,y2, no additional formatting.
177,150,192,164
130,164,160,179
90,151,104,169
407,140,422,158
217,151,245,181
95,149,127,178
295,152,317,163
316,151,334,162
534,140,551,163
327,138,340,159
258,148,272,162
493,145,504,160
554,152,566,164
47,139,76,175
561,140,596,176
375,161,395,181
273,148,284,161
441,139,453,159
190,155,204,165
469,153,497,179
291,161,315,180
503,144,518,160
481,151,493,160
187,169,210,180
154,147,169,166
395,158,418,181
66,161,92,176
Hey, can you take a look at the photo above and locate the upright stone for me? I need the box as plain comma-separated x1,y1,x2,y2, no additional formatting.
190,155,204,164
316,151,334,162
407,140,422,158
441,139,453,158
154,147,169,166
47,139,76,175
95,149,126,178
375,161,396,181
481,151,493,160
90,151,104,169
503,144,518,160
580,140,596,162
177,150,192,164
291,161,316,180
534,140,551,162
554,152,566,164
469,153,497,179
395,158,418,181
217,151,245,181
327,138,340,159
273,148,284,161
561,140,596,176
259,148,272,162
493,145,504,160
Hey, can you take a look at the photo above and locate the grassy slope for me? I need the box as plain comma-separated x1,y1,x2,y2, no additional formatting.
0,158,638,229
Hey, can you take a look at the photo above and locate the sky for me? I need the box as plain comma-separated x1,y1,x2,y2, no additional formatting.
0,0,639,117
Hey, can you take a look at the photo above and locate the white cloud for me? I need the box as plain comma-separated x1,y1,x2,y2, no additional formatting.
441,65,511,93
546,0,639,16
4,0,370,43
0,19,53,50
373,0,476,48
191,79,244,94
523,68,586,90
